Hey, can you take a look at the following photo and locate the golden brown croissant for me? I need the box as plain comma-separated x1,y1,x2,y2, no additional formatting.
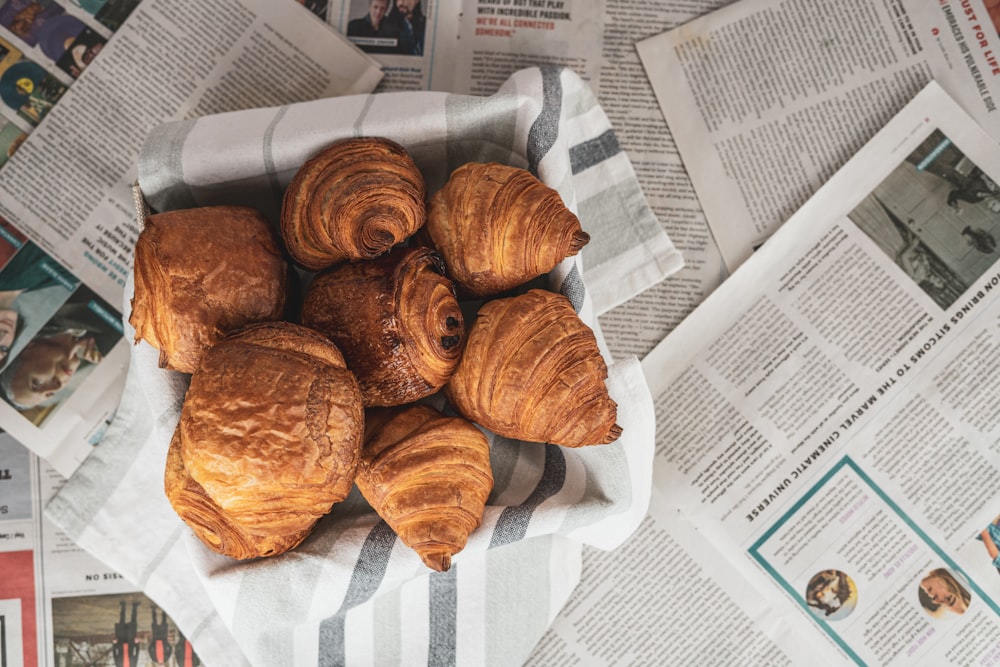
130,205,288,374
357,404,493,572
445,289,621,447
165,321,364,559
300,246,465,407
424,162,590,298
281,137,426,271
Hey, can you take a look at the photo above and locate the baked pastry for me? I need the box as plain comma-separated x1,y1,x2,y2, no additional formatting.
130,205,287,374
163,424,317,560
424,162,589,297
357,404,493,571
280,137,426,271
300,245,465,407
445,289,621,447
165,321,364,559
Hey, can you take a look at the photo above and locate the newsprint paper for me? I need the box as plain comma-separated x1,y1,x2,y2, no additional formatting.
632,81,1000,665
638,0,1000,271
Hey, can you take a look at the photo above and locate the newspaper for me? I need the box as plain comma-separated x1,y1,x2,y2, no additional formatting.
637,0,1000,272
0,0,382,478
555,81,1000,665
17,0,986,665
1,432,222,667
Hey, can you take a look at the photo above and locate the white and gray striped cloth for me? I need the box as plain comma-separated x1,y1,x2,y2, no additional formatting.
46,67,682,667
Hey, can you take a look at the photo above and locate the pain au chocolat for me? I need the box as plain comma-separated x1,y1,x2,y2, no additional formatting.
445,288,621,447
301,245,465,407
164,321,364,559
424,162,590,298
357,404,493,572
280,137,426,271
130,205,287,374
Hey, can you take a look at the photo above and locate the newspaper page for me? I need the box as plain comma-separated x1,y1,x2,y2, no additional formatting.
0,0,143,169
0,0,382,477
526,485,821,665
637,0,1000,272
638,81,1000,665
318,0,734,360
0,432,205,667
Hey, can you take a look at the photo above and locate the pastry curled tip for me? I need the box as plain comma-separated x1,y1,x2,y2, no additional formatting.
419,548,453,572
569,230,591,254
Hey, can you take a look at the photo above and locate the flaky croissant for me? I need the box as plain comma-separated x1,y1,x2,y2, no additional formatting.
300,245,465,407
445,289,621,447
130,205,288,374
424,162,589,297
281,137,426,271
165,321,364,559
357,404,493,572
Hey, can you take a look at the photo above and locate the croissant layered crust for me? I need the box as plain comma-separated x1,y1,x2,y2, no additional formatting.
445,289,621,447
301,246,465,407
129,205,288,374
166,321,364,559
425,162,590,297
281,137,426,271
357,405,493,572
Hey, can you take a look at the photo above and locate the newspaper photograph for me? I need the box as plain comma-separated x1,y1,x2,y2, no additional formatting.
0,431,202,667
641,81,1000,664
637,0,1000,271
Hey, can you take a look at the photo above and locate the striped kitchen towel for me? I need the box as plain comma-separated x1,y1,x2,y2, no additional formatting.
45,66,674,667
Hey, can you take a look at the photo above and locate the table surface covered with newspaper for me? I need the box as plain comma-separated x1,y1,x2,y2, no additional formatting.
5,0,1000,665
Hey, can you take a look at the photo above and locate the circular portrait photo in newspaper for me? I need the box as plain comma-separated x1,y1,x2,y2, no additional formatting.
805,569,858,621
918,567,971,618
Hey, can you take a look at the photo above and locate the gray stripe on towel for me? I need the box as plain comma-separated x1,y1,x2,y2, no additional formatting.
263,106,290,210
428,569,459,667
569,128,621,175
526,66,562,176
137,120,198,213
318,521,398,667
560,264,586,312
489,445,566,548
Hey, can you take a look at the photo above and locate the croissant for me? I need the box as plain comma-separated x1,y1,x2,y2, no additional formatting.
300,245,465,407
445,289,621,447
130,205,288,374
357,404,493,572
424,162,590,297
165,321,364,559
281,137,426,271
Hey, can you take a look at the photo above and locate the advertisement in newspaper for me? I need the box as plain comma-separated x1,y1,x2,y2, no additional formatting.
0,0,381,477
637,0,1000,271
642,82,1000,665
